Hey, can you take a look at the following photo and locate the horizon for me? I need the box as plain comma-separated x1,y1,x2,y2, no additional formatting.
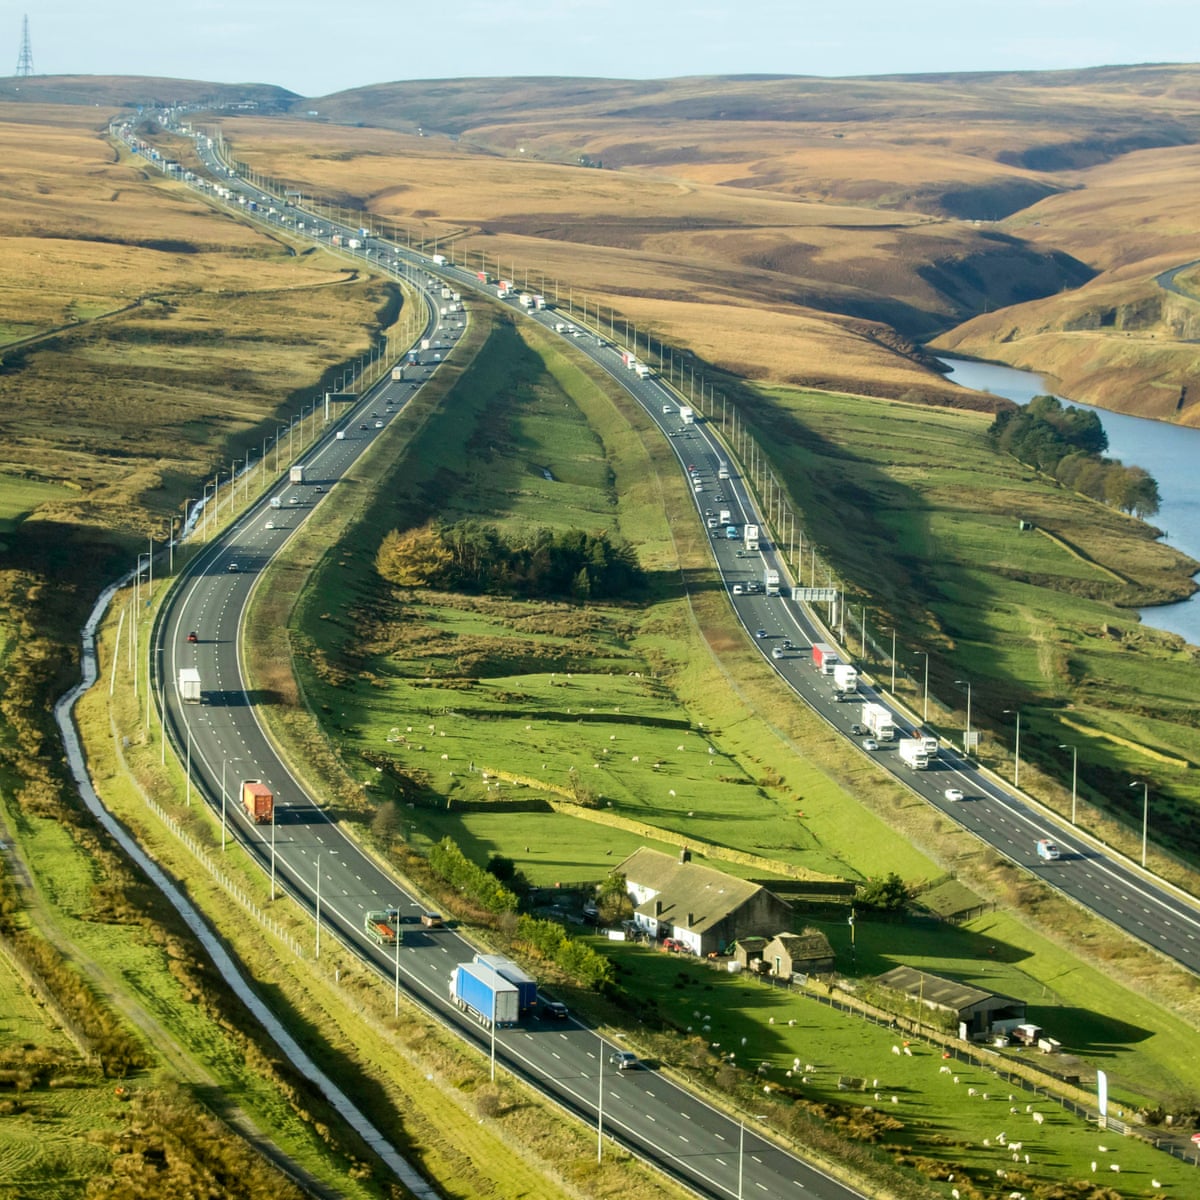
14,0,1200,99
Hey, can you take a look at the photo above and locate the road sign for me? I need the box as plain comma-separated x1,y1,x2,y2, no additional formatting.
795,587,838,602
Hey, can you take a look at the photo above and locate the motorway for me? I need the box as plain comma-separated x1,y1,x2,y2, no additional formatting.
127,109,1200,1195
138,130,867,1198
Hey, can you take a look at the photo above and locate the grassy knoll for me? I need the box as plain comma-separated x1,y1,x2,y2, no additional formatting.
283,306,922,887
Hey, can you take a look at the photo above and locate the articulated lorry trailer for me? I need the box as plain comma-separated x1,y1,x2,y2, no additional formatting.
450,962,519,1028
178,667,202,703
240,780,274,823
832,663,859,697
474,954,538,1014
811,643,838,674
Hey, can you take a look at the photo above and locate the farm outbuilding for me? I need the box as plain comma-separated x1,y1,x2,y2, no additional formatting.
617,847,793,957
875,965,1026,1038
762,930,835,979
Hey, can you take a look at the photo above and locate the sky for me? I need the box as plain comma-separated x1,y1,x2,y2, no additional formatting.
17,1,1200,98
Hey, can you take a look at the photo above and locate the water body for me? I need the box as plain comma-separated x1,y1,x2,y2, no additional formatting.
938,356,1200,647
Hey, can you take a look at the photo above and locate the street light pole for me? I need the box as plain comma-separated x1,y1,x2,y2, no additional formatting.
270,806,277,901
889,627,897,693
597,1048,604,1163
1130,780,1149,867
955,679,972,754
1004,709,1021,788
315,853,322,959
394,906,402,1018
1059,744,1077,824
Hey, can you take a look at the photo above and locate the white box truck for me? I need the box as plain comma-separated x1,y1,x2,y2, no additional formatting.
833,663,859,698
718,461,730,480
897,738,930,769
862,702,897,742
289,465,306,484
764,568,781,596
744,523,760,551
679,406,695,424
178,667,201,704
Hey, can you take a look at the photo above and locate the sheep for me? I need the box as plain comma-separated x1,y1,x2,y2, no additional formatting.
1109,1163,1121,1173
1090,1162,1097,1173
996,1168,1007,1179
968,1087,977,1097
1023,1154,1030,1165
953,1076,960,1084
1031,1111,1044,1125
891,1045,902,1056
940,1065,952,1075
903,1046,913,1056
1008,1142,1021,1153
1098,1144,1110,1153
951,1191,960,1200
1010,1106,1018,1115
982,1139,990,1148
631,755,639,763
1152,1180,1163,1190
890,1096,899,1105
874,1092,881,1101
804,1063,815,1073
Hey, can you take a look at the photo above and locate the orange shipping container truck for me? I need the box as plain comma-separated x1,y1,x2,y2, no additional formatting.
240,780,274,824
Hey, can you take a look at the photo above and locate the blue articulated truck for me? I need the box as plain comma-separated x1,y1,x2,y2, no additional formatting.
474,953,538,1014
450,961,519,1028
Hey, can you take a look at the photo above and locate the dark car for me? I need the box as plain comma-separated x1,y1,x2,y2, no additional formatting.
359,423,369,430
850,723,866,736
186,631,199,643
755,628,768,639
542,1000,569,1020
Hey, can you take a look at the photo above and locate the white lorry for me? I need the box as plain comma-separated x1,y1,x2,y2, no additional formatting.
178,667,201,704
718,461,730,480
861,702,897,742
832,663,859,698
679,406,695,425
897,738,931,769
718,509,732,524
764,568,781,596
744,523,760,551
289,465,306,484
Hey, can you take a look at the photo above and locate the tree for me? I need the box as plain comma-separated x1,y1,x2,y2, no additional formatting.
596,871,633,924
376,523,453,588
856,872,909,911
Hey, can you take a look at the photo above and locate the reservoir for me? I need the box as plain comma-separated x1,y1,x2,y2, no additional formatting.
938,356,1200,648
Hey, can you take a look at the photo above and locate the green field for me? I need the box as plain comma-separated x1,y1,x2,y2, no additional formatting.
595,940,1200,1195
0,472,73,532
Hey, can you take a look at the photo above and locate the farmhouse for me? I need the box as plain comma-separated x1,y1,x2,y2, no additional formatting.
875,965,1026,1038
617,847,793,956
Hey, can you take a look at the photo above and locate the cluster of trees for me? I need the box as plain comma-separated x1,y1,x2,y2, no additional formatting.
428,837,518,915
515,914,614,990
376,520,644,600
989,396,1160,518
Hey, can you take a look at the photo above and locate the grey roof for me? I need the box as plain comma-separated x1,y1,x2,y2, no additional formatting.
620,848,787,935
875,965,1019,1013
765,931,833,961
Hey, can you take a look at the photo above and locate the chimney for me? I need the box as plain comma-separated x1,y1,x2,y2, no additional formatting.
654,899,662,916
687,912,695,928
679,846,691,864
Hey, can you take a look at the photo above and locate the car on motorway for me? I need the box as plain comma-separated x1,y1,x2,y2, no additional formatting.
290,495,301,504
186,630,198,643
542,1000,569,1020
227,562,239,573
781,639,794,650
850,723,866,736
755,628,768,639
609,1051,638,1071
714,494,725,503
375,421,384,428
944,787,965,802
862,738,879,751
419,911,444,928
732,584,744,595
1036,839,1061,860
771,646,785,659
707,517,718,528
265,520,275,529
